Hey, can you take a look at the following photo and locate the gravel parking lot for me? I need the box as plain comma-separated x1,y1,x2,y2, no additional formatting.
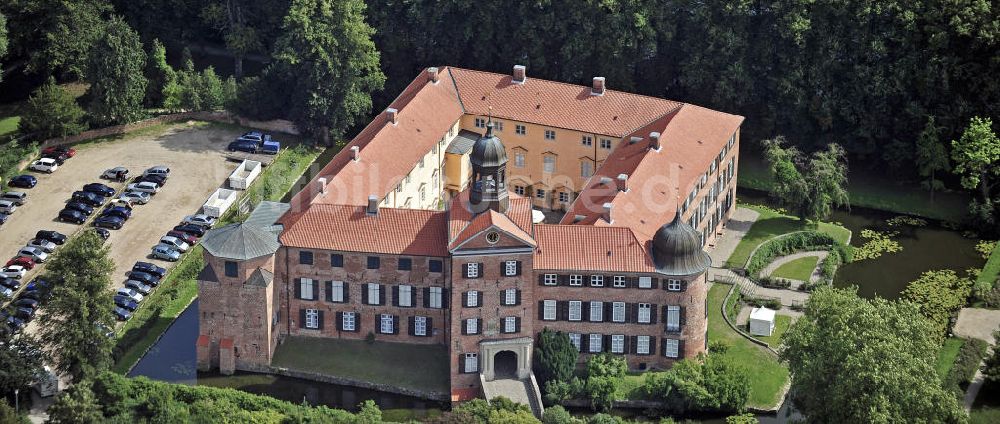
0,122,242,292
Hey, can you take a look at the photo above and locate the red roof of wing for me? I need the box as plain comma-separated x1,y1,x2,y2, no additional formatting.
279,204,448,256
449,209,536,250
533,224,656,273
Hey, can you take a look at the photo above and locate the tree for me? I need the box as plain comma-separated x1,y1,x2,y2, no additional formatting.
643,355,749,414
18,77,86,138
541,405,579,424
915,116,950,202
584,376,617,412
143,39,176,108
780,286,966,423
952,117,1000,227
268,0,385,143
763,137,848,221
0,12,7,83
1,0,111,78
534,329,579,386
487,408,540,424
46,381,103,424
38,231,116,382
0,331,47,400
900,270,972,339
0,400,27,424
984,331,1000,382
200,0,260,79
354,400,381,424
86,15,147,126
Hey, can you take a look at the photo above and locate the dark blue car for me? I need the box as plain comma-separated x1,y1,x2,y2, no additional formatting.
127,271,160,286
58,209,86,224
8,175,36,188
133,261,167,278
71,191,105,207
103,206,131,220
113,295,139,311
83,183,116,197
227,140,259,153
94,215,124,230
113,307,132,321
0,213,8,225
66,201,95,216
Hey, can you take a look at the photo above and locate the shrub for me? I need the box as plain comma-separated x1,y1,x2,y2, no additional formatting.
984,331,1000,382
534,328,579,386
643,356,750,414
746,231,850,279
0,140,38,182
708,340,730,354
19,77,86,139
744,297,781,310
541,405,579,424
942,338,989,394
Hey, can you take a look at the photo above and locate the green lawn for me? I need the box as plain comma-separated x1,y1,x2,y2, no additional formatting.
770,256,819,281
977,243,1000,290
708,283,789,409
752,314,792,349
935,338,965,380
0,116,19,137
725,204,851,269
273,336,450,393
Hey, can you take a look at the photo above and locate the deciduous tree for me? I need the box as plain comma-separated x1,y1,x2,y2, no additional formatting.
86,15,148,125
46,380,103,424
952,117,1000,207
1,0,110,78
763,136,848,221
0,332,47,400
143,39,176,108
19,77,86,138
984,331,1000,382
916,116,950,202
0,12,7,82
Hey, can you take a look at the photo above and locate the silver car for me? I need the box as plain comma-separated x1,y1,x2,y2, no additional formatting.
159,236,189,252
0,200,16,214
126,181,160,194
117,287,143,303
151,245,181,261
25,239,56,253
17,247,48,263
125,280,153,295
144,166,170,177
120,191,150,205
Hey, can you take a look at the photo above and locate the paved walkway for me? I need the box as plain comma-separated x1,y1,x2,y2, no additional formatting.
482,378,538,415
708,207,760,267
954,308,1000,411
760,251,828,284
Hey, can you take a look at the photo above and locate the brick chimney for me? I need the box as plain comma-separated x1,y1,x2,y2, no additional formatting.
591,77,606,96
513,65,527,84
351,146,360,162
649,132,661,151
366,195,379,216
599,176,613,187
427,67,439,83
629,136,642,145
602,202,613,223
616,173,629,192
385,108,398,125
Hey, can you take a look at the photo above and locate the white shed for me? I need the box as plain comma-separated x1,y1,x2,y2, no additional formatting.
749,307,776,337
228,159,262,190
202,188,239,218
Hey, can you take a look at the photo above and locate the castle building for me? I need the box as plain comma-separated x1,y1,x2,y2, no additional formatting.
196,65,743,406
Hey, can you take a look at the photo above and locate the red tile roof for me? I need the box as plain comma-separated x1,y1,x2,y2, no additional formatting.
449,209,536,251
533,224,656,273
279,204,449,257
219,338,234,349
447,190,533,241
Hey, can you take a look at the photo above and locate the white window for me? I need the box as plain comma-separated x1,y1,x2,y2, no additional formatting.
536,188,546,199
514,185,525,195
300,278,314,300
515,152,525,168
581,161,593,177
638,303,651,323
667,305,681,332
559,191,569,202
304,309,319,329
543,274,558,285
545,129,556,140
465,318,478,334
570,275,583,286
590,275,604,287
637,336,651,355
590,301,603,322
611,335,625,353
600,138,612,149
505,261,518,276
418,157,425,168
464,353,478,372
589,334,602,353
414,316,427,336
494,120,504,131
504,288,517,305
366,283,381,305
543,300,556,320
613,276,626,288
419,186,426,201
466,290,479,307
504,317,516,333
569,301,582,321
330,281,345,302
515,124,526,135
638,276,652,289
342,312,356,331
429,287,443,309
399,284,412,307
543,156,555,173
380,314,394,334
474,117,486,128
667,279,682,291
582,135,593,146
466,263,480,278
569,333,582,351
395,184,402,193
665,339,679,358
612,302,625,323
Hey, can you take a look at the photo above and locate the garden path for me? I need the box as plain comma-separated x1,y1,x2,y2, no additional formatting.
954,308,1000,411
708,207,760,267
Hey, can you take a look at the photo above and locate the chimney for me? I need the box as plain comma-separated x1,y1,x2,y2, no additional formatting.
512,65,527,84
316,177,328,195
602,202,613,223
427,67,439,83
351,146,360,162
599,176,613,187
366,195,379,216
649,131,661,151
572,214,586,223
591,77,606,96
616,173,629,192
629,136,642,145
385,108,398,125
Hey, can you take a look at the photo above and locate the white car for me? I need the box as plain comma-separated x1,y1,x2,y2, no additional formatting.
182,214,216,227
18,247,48,263
126,181,160,194
101,167,129,179
117,287,144,303
0,200,15,214
119,191,150,205
159,236,190,252
144,166,170,177
0,265,26,279
26,239,57,253
29,158,59,173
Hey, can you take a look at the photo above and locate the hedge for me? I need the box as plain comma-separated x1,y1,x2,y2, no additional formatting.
747,231,852,283
942,338,989,395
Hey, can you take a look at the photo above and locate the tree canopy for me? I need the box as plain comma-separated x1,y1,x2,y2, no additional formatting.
763,136,849,221
85,15,148,126
1,0,111,78
533,328,579,386
19,76,86,138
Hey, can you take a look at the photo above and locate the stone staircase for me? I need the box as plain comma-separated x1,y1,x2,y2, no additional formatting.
481,374,544,418
710,267,758,297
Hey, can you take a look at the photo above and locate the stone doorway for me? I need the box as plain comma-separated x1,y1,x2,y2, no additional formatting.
493,350,518,378
480,337,533,381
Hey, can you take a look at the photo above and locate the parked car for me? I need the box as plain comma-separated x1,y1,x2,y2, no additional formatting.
0,191,28,205
92,228,111,240
119,191,150,205
18,247,48,263
4,257,34,270
0,277,21,290
0,200,16,214
182,214,216,227
0,265,27,279
132,262,167,278
65,201,95,216
35,230,67,245
137,174,167,186
127,271,159,286
5,314,25,331
172,224,206,237
117,287,143,303
113,307,133,321
102,206,132,220
83,183,116,197
41,146,75,157
0,213,8,226
159,236,189,252
110,198,133,209
260,134,280,155
150,245,181,261
29,158,59,173
25,278,51,295
8,175,36,189
126,181,160,194
93,215,124,230
166,230,198,245
101,167,129,180
25,239,56,253
39,153,66,165
58,209,86,224
228,139,259,153
143,166,170,177
113,295,139,311
15,298,39,310
0,287,14,299
71,191,105,207
14,307,34,321
125,280,153,295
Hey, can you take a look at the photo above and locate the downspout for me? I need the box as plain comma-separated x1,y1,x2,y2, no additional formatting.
285,248,291,335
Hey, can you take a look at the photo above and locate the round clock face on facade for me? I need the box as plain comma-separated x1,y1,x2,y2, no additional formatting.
486,231,500,244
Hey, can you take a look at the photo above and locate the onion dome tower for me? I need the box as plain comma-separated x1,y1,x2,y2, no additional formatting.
469,119,509,214
651,210,712,276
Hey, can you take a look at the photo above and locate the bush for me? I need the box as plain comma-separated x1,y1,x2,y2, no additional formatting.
19,77,87,139
541,405,580,424
0,140,38,182
643,355,750,414
708,340,731,354
744,297,781,310
746,231,850,280
942,338,989,394
534,328,579,386
759,277,792,289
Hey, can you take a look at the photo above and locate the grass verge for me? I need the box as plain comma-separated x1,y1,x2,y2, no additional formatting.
935,337,964,380
752,314,792,348
978,243,1000,289
770,256,819,281
725,204,851,269
0,116,20,138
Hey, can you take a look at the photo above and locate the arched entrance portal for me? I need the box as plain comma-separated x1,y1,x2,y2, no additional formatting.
493,350,518,378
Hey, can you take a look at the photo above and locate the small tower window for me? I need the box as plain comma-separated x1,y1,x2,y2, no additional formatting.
224,261,238,278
